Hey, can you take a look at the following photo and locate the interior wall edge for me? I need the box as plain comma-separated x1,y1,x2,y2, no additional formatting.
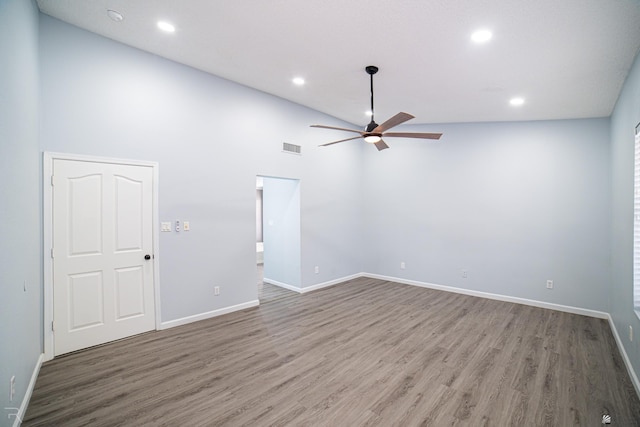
606,314,640,399
13,353,44,427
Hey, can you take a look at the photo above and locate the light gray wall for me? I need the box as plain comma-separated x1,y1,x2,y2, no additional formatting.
39,15,364,322
361,118,611,311
610,51,640,379
0,0,42,424
263,177,301,287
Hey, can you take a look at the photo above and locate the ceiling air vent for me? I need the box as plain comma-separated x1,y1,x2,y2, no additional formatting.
282,142,301,155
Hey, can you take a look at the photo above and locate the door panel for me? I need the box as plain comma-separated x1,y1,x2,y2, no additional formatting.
53,159,155,356
68,174,102,256
115,266,145,320
115,175,143,252
68,271,104,330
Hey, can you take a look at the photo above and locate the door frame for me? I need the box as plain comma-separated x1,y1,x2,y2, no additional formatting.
43,152,161,361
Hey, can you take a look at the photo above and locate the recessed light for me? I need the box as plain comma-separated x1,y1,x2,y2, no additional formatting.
157,21,175,33
510,97,525,106
292,77,305,86
471,29,492,43
107,9,124,22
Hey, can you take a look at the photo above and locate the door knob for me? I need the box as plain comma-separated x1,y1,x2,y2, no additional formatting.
144,254,151,260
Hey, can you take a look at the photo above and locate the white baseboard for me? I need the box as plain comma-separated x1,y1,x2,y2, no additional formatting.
606,314,640,399
263,278,302,293
265,273,363,294
158,300,259,330
299,273,363,294
13,353,44,426
362,273,610,319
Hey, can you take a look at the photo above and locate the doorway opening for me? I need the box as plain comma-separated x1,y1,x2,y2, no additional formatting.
256,175,301,301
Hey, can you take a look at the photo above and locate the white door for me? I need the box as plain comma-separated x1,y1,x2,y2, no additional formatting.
53,159,155,355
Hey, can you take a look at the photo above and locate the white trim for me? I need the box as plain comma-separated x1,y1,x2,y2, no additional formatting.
151,164,162,331
13,353,44,426
606,314,640,399
263,278,302,293
634,130,640,314
299,273,363,294
272,271,608,318
43,152,159,168
159,300,259,330
43,154,54,361
362,273,610,319
42,152,161,361
265,273,363,294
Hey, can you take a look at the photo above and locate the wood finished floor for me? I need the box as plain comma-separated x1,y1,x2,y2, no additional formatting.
25,277,640,426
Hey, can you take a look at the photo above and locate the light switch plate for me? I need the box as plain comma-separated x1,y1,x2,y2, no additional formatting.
183,221,190,231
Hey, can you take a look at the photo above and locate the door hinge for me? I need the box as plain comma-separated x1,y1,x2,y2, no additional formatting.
51,321,55,331
51,248,54,259
51,175,54,186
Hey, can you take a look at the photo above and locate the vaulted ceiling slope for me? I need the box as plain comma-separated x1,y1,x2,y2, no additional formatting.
37,0,640,125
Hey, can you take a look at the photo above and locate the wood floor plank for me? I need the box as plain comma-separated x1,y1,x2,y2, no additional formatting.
24,278,640,426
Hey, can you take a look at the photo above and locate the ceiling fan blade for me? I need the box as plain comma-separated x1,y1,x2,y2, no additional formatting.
311,124,364,135
374,139,389,151
319,136,363,147
383,132,442,140
373,112,415,133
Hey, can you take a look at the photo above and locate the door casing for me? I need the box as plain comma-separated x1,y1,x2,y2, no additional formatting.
43,152,161,361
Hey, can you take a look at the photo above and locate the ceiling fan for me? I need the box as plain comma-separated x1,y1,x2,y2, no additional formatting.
311,65,442,151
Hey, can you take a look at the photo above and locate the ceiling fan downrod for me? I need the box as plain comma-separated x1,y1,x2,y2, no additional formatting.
365,65,379,132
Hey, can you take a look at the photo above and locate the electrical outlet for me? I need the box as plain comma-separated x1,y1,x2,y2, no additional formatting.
175,220,181,232
546,280,553,289
214,286,220,296
10,375,15,401
400,262,405,269
462,270,467,278
161,222,171,232
183,221,190,231
314,266,319,274
630,325,633,342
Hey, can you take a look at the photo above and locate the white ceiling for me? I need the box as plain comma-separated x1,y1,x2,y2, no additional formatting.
37,0,640,126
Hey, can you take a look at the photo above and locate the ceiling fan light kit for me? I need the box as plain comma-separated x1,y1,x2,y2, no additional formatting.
311,65,442,151
364,135,382,143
